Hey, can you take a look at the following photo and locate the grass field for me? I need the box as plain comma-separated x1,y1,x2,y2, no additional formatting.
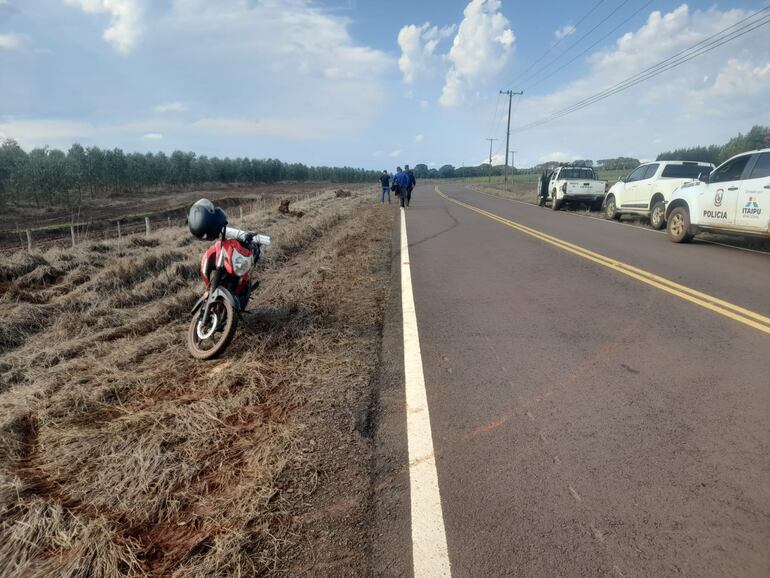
0,186,393,576
0,183,353,253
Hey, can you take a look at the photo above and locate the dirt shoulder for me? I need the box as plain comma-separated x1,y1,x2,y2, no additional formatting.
0,189,394,576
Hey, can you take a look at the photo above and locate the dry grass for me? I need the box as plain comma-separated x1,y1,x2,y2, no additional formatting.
0,186,393,576
472,181,535,203
474,182,601,213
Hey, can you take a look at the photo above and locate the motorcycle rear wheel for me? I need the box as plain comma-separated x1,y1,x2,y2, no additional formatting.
187,298,238,360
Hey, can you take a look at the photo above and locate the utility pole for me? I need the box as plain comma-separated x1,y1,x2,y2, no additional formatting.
509,150,518,171
508,150,518,190
486,138,497,183
500,90,523,186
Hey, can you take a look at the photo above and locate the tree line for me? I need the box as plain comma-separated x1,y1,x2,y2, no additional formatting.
4,126,766,209
411,156,642,180
656,125,769,165
0,139,380,208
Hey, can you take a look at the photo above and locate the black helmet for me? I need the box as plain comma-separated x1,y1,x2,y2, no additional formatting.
188,198,227,240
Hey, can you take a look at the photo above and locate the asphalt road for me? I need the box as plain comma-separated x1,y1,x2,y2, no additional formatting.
372,183,769,577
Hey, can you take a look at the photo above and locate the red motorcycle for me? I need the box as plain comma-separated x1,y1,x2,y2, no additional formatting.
187,199,271,359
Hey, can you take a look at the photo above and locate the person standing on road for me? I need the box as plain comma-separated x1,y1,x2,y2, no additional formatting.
404,164,416,208
393,167,410,208
379,170,391,204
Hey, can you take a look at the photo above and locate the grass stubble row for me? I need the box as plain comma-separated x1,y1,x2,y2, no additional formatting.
0,185,393,577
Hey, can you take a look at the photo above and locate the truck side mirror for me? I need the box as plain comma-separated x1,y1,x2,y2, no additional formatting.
619,175,627,183
698,172,710,183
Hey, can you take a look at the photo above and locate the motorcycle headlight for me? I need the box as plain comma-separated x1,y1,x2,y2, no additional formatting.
231,249,254,276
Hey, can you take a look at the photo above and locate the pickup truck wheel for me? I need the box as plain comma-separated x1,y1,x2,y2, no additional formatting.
667,207,694,243
604,195,620,220
650,201,666,230
551,192,562,211
537,195,546,207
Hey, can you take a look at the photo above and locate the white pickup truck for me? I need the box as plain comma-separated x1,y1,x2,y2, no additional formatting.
666,148,770,243
604,160,714,229
537,166,607,211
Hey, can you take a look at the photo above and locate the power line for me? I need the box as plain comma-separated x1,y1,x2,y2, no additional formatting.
526,0,654,91
509,0,607,87
517,0,633,88
581,4,770,96
519,12,770,130
512,8,770,133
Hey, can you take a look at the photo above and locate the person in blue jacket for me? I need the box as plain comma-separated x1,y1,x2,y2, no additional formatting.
393,167,411,208
404,164,416,207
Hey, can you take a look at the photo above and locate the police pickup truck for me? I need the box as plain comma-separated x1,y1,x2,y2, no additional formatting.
666,148,770,243
604,160,714,229
537,166,607,211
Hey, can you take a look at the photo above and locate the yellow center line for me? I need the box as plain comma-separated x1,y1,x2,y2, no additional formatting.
435,186,770,336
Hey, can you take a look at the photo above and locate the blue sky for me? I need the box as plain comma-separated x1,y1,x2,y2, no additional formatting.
1,0,769,169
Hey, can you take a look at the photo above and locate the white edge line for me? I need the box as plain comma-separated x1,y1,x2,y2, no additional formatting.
400,207,452,577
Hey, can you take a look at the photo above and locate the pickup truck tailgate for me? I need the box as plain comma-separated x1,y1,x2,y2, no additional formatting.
565,181,605,196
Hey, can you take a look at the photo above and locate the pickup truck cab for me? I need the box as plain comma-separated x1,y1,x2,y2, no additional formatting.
665,149,770,243
604,160,714,229
537,166,607,211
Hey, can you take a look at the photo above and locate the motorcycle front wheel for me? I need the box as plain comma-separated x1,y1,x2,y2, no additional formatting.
187,297,238,360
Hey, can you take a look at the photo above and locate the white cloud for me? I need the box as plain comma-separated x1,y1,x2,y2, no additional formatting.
388,149,402,158
710,59,770,98
0,33,23,50
478,153,507,166
513,4,770,163
0,119,97,145
440,0,515,107
63,0,144,54
153,102,187,113
414,134,424,144
419,99,429,109
397,22,455,84
0,113,368,150
554,24,575,41
0,1,395,164
188,115,363,139
165,0,392,129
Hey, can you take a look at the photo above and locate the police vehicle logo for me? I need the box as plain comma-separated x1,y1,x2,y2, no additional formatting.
714,189,724,207
742,196,762,217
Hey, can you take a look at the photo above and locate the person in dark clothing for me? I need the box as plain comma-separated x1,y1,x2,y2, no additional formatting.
393,167,410,208
379,170,391,204
404,164,416,207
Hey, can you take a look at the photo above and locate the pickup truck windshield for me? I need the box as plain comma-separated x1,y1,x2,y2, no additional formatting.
559,168,596,180
661,164,711,178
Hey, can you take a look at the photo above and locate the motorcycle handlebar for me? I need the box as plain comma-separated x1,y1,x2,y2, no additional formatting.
224,226,271,247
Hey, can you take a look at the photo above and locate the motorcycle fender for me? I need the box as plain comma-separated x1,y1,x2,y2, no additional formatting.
210,287,240,310
191,295,207,314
